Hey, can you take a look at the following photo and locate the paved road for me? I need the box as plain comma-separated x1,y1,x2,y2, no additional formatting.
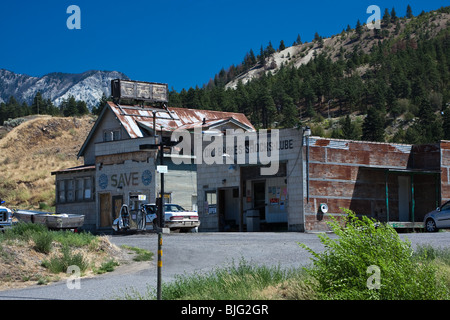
0,231,449,300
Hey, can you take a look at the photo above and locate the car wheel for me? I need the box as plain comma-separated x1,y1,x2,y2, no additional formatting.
425,219,438,232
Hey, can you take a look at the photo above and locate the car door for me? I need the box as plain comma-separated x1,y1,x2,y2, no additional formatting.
437,201,450,228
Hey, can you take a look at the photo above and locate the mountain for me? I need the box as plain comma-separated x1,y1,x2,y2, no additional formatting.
0,69,128,109
169,6,450,144
225,7,449,90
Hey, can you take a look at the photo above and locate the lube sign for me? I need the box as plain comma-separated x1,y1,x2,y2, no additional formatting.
98,170,152,190
171,128,288,176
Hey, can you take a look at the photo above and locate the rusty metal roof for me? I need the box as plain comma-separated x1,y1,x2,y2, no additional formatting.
78,102,255,158
108,102,255,138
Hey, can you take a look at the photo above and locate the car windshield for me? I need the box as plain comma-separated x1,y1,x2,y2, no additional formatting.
144,205,157,214
165,204,186,212
144,204,187,213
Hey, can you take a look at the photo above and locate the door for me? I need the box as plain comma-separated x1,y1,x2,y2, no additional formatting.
99,193,112,227
398,176,411,221
112,195,123,221
218,189,226,231
253,181,266,221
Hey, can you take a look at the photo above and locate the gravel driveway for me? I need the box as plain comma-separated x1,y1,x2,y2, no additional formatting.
0,231,449,300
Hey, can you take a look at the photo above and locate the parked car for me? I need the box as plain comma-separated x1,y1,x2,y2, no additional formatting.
424,200,450,232
143,203,200,232
0,205,13,230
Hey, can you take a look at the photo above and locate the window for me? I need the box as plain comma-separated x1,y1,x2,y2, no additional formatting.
58,180,66,203
103,129,121,142
205,191,217,214
84,178,92,199
66,180,74,202
57,177,94,204
76,179,83,201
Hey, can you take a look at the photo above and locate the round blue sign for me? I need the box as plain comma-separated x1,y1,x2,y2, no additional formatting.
142,170,152,186
99,173,108,189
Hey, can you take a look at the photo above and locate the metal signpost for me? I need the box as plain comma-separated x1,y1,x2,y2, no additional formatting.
140,126,178,300
112,78,172,301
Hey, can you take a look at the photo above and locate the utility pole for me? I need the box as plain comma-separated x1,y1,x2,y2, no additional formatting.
156,125,165,301
140,125,177,300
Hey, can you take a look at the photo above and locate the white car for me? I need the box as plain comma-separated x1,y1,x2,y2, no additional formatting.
144,203,200,232
0,206,13,229
424,200,450,232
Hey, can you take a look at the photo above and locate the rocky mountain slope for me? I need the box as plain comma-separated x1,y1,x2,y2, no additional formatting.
0,69,128,108
226,9,450,90
0,115,94,209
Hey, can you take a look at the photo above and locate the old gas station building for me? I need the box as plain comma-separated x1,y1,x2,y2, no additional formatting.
52,80,255,233
52,79,450,233
197,131,450,232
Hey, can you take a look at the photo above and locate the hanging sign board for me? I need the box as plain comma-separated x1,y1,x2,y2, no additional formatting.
111,79,168,103
157,165,168,173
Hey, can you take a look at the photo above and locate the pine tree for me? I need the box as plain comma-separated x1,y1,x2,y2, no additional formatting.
341,115,360,140
362,107,385,142
31,92,45,115
279,40,285,51
355,20,363,38
390,7,398,22
406,5,413,18
382,8,391,26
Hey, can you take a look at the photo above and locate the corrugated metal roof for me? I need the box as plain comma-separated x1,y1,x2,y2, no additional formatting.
108,102,255,138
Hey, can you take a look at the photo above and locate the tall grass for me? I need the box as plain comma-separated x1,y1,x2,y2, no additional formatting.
124,210,450,301
0,222,102,275
136,259,302,300
299,209,450,300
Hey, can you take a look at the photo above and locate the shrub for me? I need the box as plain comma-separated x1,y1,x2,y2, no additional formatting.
42,245,88,274
299,209,450,300
32,232,53,254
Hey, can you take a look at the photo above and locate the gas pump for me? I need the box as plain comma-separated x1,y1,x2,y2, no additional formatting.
112,194,147,232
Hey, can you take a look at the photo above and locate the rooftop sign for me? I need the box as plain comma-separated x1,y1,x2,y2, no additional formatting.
111,79,168,103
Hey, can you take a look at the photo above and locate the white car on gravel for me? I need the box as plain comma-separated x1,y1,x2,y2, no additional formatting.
143,203,200,232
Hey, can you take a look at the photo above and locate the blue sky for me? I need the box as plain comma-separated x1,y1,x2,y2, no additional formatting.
0,0,448,91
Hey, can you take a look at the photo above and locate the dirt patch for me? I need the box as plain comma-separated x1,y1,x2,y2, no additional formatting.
0,236,142,291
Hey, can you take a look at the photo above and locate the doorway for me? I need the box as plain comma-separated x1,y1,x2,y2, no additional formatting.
253,181,266,221
99,193,112,227
112,195,124,221
398,176,411,221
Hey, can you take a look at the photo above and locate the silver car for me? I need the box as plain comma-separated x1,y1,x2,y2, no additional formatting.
424,200,450,232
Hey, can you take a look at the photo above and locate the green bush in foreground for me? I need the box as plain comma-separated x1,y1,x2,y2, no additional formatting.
299,209,450,300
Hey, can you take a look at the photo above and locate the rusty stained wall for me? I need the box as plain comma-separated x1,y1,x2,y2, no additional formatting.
304,138,440,231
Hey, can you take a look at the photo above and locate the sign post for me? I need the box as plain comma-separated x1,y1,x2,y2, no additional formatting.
140,126,178,301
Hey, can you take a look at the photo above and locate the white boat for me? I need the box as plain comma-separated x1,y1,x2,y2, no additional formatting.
15,210,84,230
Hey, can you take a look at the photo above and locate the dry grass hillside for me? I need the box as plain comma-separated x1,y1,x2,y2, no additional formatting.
0,115,95,210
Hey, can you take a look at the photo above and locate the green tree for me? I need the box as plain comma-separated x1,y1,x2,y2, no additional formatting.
390,7,398,22
382,8,391,26
406,4,413,18
279,40,285,51
362,107,385,142
341,115,360,140
76,100,89,115
31,92,45,115
355,19,363,37
61,96,78,117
